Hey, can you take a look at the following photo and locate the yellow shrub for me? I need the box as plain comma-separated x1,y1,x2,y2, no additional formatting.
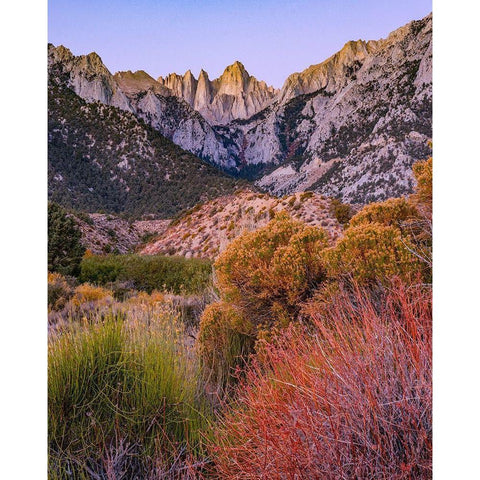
349,197,419,232
323,223,423,284
412,157,432,212
71,283,113,307
126,290,165,307
215,213,329,326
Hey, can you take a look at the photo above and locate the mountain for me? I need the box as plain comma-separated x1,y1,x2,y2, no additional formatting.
224,14,432,202
48,13,432,205
48,44,238,169
48,71,245,218
157,62,278,124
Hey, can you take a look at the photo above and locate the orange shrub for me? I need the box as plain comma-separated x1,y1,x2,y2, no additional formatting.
323,223,423,284
71,283,113,307
210,281,432,479
215,213,329,326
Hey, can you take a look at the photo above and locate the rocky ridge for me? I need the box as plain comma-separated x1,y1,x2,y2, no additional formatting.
48,74,243,217
226,14,433,202
48,44,238,169
158,61,278,125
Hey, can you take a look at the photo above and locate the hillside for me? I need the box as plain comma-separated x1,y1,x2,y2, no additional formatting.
141,190,343,259
48,78,245,217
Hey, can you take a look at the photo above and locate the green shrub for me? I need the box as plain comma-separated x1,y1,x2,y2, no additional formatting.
79,254,212,294
48,313,211,477
197,302,255,389
330,198,353,225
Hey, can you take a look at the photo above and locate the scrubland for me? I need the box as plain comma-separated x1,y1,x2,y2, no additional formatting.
48,158,432,479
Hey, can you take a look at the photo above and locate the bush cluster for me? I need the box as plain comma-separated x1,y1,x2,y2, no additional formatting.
197,156,432,392
79,253,212,295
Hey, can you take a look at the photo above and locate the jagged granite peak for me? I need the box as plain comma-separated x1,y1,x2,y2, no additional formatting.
48,43,237,169
157,61,279,125
216,60,250,95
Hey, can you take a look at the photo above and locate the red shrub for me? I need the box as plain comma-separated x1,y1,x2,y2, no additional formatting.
210,281,432,479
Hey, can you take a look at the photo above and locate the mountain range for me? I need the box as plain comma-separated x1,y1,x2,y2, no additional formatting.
48,13,431,214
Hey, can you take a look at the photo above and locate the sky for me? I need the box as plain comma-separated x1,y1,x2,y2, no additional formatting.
49,0,432,89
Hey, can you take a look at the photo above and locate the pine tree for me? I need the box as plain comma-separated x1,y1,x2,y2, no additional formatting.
48,202,85,276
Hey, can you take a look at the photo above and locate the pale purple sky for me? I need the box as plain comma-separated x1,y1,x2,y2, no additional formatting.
49,0,431,88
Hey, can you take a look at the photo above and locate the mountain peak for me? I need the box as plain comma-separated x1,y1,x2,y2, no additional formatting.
229,60,246,70
222,60,248,78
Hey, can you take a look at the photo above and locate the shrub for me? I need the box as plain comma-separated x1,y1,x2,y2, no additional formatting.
210,281,432,479
349,197,419,232
49,313,211,478
197,302,255,390
323,223,424,284
80,254,212,295
71,283,114,307
300,191,314,201
48,272,75,311
411,156,432,214
330,197,353,225
408,157,433,270
48,202,86,276
215,213,329,327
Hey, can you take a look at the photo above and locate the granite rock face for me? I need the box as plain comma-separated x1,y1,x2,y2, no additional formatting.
48,44,237,169
158,61,278,125
48,13,432,204
227,14,433,202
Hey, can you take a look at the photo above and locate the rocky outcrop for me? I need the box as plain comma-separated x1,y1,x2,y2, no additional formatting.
158,61,278,124
74,213,171,255
277,40,381,104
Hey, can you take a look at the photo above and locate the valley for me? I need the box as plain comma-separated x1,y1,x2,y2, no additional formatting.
47,10,433,479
